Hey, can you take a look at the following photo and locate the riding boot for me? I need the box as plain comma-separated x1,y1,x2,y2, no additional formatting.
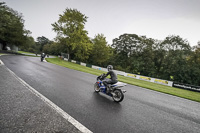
106,84,111,93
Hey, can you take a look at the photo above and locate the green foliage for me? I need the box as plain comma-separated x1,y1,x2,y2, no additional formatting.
111,34,200,86
89,34,111,65
36,36,51,52
52,8,92,62
112,34,155,74
43,42,62,55
186,48,200,86
159,35,191,82
19,36,36,52
0,2,29,50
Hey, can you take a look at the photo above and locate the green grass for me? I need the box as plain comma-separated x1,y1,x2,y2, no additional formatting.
17,51,56,58
46,58,200,103
24,54,39,57
46,58,103,76
17,51,39,57
17,51,35,54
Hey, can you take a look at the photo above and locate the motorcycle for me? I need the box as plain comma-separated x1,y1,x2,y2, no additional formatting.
41,53,45,62
94,73,127,102
41,56,44,62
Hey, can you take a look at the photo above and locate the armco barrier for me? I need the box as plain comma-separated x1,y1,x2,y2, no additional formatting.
173,82,200,92
127,73,138,79
63,58,173,87
76,61,81,65
154,79,173,87
101,68,107,72
92,65,99,70
86,63,92,68
91,65,107,72
80,62,86,67
64,58,68,61
62,58,200,90
71,60,76,63
139,75,151,82
114,70,127,76
126,73,173,87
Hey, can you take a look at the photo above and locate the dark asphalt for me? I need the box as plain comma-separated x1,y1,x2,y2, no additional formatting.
1,55,200,133
0,59,82,133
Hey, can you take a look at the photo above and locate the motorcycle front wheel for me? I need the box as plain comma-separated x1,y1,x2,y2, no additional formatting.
112,89,124,102
94,83,100,92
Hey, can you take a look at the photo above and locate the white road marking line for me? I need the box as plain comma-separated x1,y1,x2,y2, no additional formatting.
5,66,92,133
0,59,4,65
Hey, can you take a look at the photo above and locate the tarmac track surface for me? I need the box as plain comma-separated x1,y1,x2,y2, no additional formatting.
1,55,200,133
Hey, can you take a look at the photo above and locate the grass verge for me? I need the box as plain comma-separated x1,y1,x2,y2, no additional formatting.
17,51,35,54
17,51,39,57
46,58,200,103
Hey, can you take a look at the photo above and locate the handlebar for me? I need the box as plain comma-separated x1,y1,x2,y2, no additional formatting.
97,73,106,81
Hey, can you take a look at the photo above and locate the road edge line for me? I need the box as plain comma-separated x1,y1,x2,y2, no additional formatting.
5,66,92,133
0,59,4,65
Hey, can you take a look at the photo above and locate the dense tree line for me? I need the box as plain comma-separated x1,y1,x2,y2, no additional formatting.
0,2,52,54
0,2,31,50
1,3,199,86
50,8,200,86
110,34,200,86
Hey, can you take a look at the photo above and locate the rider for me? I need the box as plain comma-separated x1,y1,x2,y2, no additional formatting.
40,53,46,61
103,65,118,93
41,53,45,58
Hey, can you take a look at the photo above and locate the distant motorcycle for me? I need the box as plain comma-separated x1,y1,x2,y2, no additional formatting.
41,53,45,62
94,73,126,102
41,56,44,62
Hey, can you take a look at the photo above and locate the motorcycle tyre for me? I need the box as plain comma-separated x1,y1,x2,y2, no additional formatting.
94,83,100,93
112,89,124,102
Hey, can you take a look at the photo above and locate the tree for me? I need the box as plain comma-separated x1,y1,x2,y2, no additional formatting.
159,35,191,82
112,34,141,71
19,36,36,53
111,33,154,73
0,2,28,50
43,42,62,55
152,40,166,78
89,34,111,66
36,36,51,52
111,33,198,86
186,48,200,86
52,8,92,62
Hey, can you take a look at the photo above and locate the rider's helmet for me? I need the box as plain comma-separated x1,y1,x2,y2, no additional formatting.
41,53,45,57
107,65,113,71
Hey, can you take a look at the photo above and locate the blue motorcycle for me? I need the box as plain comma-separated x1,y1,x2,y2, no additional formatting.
94,73,126,102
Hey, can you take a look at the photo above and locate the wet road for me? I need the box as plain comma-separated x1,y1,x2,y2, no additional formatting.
1,55,200,133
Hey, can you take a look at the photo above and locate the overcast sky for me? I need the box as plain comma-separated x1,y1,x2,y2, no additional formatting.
3,0,200,46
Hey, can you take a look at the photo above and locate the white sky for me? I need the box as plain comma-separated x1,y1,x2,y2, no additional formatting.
3,0,200,46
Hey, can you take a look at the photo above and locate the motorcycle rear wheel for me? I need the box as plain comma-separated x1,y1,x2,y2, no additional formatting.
94,83,100,92
112,89,124,102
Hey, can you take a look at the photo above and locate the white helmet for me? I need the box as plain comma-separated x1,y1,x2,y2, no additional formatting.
107,65,113,71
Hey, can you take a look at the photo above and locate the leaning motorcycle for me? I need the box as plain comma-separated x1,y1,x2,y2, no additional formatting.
41,56,44,62
41,54,45,62
94,73,126,102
